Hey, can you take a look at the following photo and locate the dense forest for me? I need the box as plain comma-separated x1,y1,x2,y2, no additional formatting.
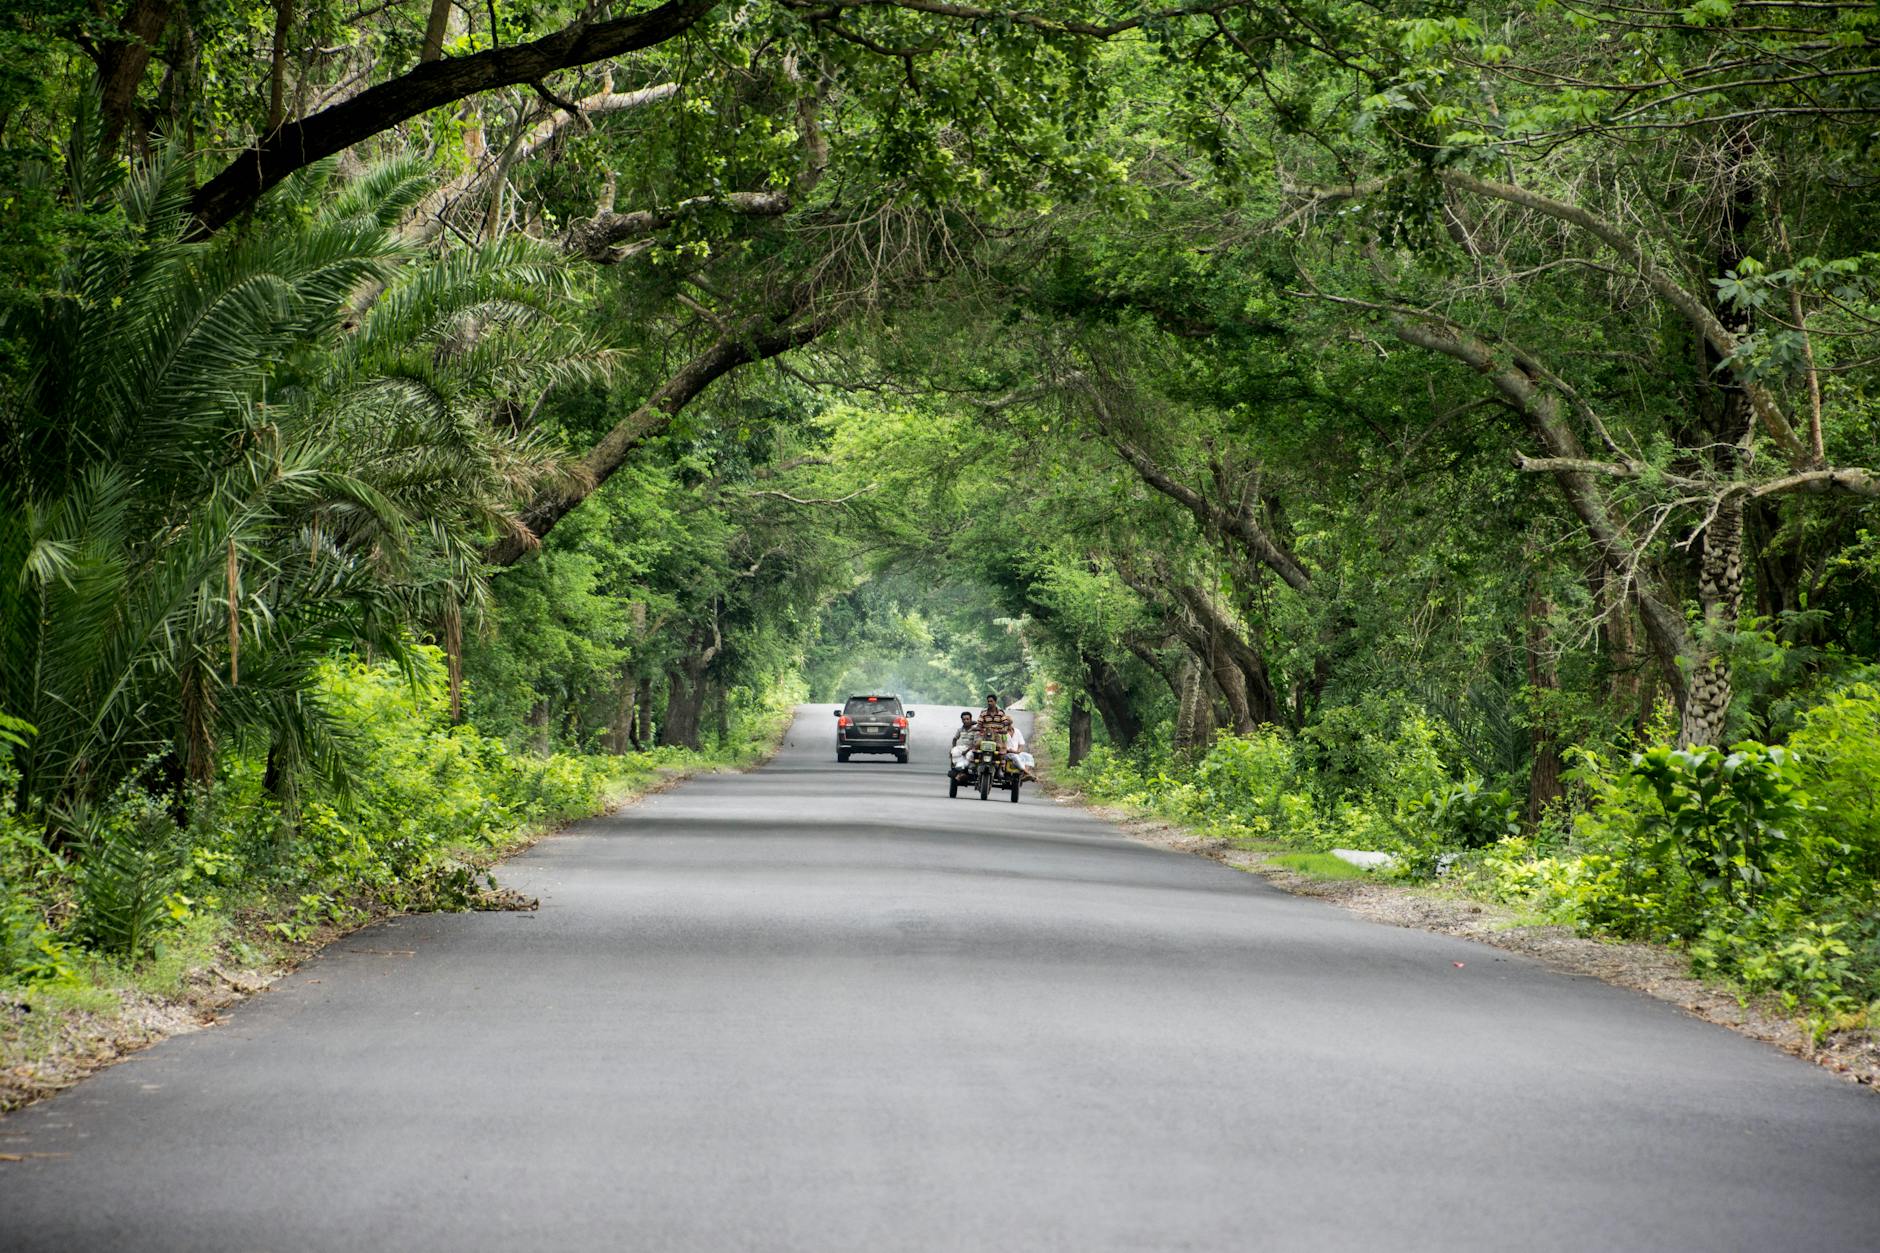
2,0,1877,1041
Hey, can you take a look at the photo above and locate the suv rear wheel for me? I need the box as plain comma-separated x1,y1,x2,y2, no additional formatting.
836,749,850,763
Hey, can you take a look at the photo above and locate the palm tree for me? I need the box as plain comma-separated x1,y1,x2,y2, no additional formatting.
0,142,603,836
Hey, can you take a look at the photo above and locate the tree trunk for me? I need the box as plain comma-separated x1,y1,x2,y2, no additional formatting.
527,700,550,756
1523,588,1564,825
267,0,293,131
1067,695,1093,767
1173,655,1215,754
709,681,729,747
262,732,300,852
179,653,217,789
609,672,635,754
442,600,464,724
632,674,653,750
420,0,453,62
95,0,177,155
1209,648,1255,736
1084,653,1141,750
659,665,706,750
1591,564,1644,717
1680,492,1747,747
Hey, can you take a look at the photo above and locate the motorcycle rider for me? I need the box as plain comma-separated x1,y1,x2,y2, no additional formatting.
974,696,1033,779
949,710,977,773
974,694,1013,742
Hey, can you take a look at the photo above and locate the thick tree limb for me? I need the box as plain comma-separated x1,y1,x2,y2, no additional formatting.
1156,572,1283,726
487,308,836,564
568,191,790,262
188,0,720,233
1087,389,1312,592
782,0,1242,38
567,76,822,263
1513,457,1879,499
1514,455,1653,481
1738,467,1880,499
405,82,680,242
96,0,177,152
1435,171,1802,461
1291,172,1811,462
1386,316,1695,697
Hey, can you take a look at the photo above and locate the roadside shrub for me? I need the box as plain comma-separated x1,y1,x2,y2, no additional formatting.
1480,724,1877,1027
1787,682,1880,882
1537,742,1812,943
1297,698,1456,809
288,651,626,913
1,798,74,984
1185,730,1317,838
70,789,189,959
1415,779,1521,850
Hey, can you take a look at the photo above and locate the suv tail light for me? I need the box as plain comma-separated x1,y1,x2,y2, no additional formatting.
893,717,907,728
837,716,851,727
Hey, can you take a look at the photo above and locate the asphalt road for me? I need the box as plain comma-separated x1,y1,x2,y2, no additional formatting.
3,704,1878,1252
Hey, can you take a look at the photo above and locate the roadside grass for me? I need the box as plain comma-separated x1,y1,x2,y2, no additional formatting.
1265,851,1374,880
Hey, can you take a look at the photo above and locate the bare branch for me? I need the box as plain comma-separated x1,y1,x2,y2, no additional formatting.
743,483,878,506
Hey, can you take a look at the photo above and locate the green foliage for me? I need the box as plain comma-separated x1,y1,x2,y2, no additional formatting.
1478,688,1880,1024
1415,780,1521,851
0,760,73,984
1186,730,1318,840
1787,682,1880,882
263,649,628,917
1070,712,1474,870
70,790,189,960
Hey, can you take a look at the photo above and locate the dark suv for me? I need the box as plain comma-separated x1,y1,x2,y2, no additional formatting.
834,694,913,762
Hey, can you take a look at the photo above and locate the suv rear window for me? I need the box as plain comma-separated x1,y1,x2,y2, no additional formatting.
844,696,902,715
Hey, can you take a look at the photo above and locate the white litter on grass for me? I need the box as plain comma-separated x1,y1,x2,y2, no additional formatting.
1330,848,1398,870
1327,848,1461,874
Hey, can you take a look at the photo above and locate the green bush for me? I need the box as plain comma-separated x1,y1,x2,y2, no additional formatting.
1297,698,1457,810
1480,701,1879,1027
70,790,189,960
1415,780,1521,850
1788,682,1880,882
0,803,74,984
277,650,629,915
1185,730,1317,839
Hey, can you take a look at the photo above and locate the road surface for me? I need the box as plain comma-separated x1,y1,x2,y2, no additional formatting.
3,705,1877,1251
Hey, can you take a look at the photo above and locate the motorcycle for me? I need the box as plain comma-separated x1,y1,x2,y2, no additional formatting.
949,736,1026,802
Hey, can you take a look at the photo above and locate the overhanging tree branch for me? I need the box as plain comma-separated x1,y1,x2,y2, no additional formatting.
187,0,721,234
1289,171,1812,461
1083,384,1312,592
487,306,837,564
568,191,793,262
